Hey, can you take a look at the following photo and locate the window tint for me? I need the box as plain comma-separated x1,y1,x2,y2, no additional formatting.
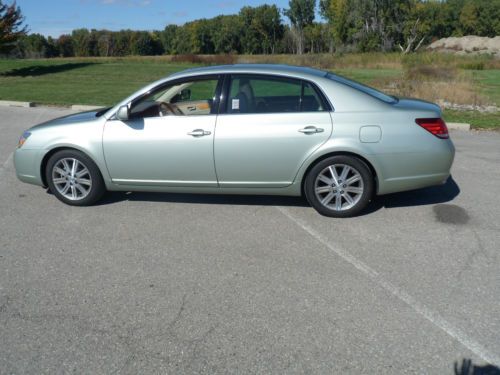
227,75,324,114
130,78,219,119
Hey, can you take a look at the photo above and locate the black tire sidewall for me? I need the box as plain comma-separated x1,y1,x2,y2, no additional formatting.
305,155,374,218
46,150,105,206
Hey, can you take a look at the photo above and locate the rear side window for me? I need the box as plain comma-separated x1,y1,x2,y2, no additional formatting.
326,73,397,104
226,75,326,114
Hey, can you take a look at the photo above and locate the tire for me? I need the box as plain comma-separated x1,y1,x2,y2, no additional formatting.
304,155,374,218
45,149,106,206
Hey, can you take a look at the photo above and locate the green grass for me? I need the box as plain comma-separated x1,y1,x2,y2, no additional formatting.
0,56,498,129
444,110,500,130
470,70,500,107
0,58,198,106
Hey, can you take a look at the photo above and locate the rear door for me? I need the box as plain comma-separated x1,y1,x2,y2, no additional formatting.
214,74,333,188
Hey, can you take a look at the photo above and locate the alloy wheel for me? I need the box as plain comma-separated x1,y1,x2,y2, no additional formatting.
51,158,92,201
314,164,364,211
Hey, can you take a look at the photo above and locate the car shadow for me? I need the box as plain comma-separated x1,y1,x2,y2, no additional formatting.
363,176,460,215
95,176,460,214
98,191,310,207
1,63,99,77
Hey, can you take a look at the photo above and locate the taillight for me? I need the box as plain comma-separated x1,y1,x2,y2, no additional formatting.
415,118,449,139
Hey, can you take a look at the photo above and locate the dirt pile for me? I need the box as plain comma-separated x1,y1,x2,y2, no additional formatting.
427,36,500,57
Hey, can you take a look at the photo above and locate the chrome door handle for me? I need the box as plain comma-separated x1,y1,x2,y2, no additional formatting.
188,129,211,137
299,126,324,134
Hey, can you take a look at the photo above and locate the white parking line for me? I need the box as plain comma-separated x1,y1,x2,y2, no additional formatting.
0,152,13,178
276,206,500,366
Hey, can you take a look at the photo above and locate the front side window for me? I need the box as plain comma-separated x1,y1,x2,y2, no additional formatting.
130,77,219,119
226,75,325,114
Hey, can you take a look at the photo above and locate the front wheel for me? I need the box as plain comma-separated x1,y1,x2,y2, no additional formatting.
46,150,106,206
304,155,374,218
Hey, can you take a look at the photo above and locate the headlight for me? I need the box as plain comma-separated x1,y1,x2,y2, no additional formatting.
17,131,31,148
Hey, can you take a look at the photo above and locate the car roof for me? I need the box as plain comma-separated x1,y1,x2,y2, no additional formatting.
167,64,329,81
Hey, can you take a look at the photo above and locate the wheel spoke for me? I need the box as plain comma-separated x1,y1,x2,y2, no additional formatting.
75,184,87,195
343,193,355,206
77,178,91,186
71,159,79,177
339,166,350,181
70,185,77,199
335,195,342,210
321,192,335,205
318,175,333,185
60,183,70,195
75,167,89,178
345,175,361,186
61,159,71,173
329,166,339,185
53,177,67,184
54,167,66,176
345,186,363,194
315,186,331,194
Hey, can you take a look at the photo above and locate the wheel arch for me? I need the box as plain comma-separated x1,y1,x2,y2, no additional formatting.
300,151,379,196
40,146,103,187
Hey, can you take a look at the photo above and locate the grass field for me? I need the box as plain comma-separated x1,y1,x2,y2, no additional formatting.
0,54,498,129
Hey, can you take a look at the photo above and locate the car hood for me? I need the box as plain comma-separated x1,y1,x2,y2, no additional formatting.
30,110,105,131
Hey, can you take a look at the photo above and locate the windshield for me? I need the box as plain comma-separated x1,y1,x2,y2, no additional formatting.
326,73,397,104
95,107,111,117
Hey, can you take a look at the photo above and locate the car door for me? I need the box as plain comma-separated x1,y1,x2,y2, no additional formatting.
214,74,333,188
103,75,221,187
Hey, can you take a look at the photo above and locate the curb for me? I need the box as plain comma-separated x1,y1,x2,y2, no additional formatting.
447,122,471,131
0,100,104,112
0,100,34,108
71,105,104,111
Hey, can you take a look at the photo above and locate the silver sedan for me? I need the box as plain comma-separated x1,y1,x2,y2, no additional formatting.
14,64,455,217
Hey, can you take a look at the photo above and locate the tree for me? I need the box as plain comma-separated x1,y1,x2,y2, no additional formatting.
211,15,243,54
160,24,179,54
0,0,27,54
320,0,349,51
284,0,316,54
131,31,163,56
56,34,73,57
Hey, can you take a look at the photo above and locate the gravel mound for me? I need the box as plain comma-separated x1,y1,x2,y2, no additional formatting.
427,36,500,57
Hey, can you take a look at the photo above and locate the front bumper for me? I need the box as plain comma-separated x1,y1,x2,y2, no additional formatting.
14,148,44,187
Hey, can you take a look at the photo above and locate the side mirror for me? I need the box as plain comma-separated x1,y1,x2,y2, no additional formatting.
116,105,129,121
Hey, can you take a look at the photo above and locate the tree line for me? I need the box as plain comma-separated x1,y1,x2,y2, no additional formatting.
2,0,500,59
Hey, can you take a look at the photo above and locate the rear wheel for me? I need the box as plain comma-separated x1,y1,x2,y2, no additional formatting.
46,150,105,206
305,155,374,218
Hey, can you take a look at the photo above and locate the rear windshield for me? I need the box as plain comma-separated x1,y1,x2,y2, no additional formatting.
326,73,398,104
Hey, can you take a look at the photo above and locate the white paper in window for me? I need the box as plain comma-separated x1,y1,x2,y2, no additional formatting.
232,99,240,110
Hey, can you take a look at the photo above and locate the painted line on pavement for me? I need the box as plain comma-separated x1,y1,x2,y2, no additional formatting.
276,206,499,366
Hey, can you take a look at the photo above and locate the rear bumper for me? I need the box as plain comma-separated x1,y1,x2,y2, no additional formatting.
376,139,455,195
14,149,44,187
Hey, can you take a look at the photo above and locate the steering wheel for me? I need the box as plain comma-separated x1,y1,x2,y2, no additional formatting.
158,102,183,116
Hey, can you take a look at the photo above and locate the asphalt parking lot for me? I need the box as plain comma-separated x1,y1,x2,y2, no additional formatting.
1,106,499,374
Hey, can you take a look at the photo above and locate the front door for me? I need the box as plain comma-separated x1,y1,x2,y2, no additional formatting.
103,76,221,187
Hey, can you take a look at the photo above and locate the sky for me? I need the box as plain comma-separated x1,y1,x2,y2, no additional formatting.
18,0,300,38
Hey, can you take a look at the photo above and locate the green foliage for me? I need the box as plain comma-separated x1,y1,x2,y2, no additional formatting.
4,0,500,58
0,0,27,54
